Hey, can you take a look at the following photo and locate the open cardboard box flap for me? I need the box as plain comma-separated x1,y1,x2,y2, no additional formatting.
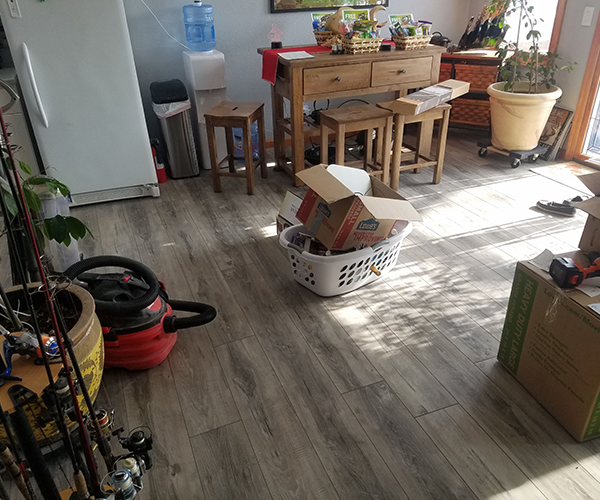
576,172,600,220
358,195,422,222
295,165,355,205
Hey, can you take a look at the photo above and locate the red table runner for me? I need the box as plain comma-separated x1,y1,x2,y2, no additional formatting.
262,46,331,85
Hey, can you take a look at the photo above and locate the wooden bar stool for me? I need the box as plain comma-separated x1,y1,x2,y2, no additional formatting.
204,101,267,195
319,105,393,184
377,102,451,190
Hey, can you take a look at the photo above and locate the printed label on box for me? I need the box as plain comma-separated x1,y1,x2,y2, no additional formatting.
357,218,380,232
318,202,331,218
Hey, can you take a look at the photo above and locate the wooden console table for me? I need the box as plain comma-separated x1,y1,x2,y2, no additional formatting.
258,45,445,186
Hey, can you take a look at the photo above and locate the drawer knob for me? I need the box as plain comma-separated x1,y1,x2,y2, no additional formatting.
335,76,341,82
399,69,407,74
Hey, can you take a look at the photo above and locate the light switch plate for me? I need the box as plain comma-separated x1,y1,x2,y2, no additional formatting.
583,6,595,27
6,0,21,18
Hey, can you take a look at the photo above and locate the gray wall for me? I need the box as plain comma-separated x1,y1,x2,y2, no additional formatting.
124,0,471,139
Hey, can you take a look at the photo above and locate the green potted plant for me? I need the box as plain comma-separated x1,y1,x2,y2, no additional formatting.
487,0,575,151
1,158,93,274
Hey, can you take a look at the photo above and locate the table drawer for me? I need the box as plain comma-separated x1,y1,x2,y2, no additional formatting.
371,57,433,87
303,63,371,96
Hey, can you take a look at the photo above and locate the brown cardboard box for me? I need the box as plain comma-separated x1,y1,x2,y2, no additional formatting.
295,164,421,250
277,191,303,235
384,79,470,116
575,172,600,252
499,253,600,441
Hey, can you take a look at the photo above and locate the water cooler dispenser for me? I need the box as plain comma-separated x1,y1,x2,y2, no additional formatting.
183,50,228,170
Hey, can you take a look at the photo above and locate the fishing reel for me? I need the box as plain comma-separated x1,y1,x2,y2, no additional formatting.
102,426,153,500
0,325,59,384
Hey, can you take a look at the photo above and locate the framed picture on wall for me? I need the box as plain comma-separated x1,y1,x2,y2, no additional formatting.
271,0,388,14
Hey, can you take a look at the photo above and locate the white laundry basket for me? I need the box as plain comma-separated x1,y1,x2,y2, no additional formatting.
279,222,413,297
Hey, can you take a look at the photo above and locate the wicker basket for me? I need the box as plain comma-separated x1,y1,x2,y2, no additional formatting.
392,35,432,50
342,37,383,54
454,63,499,91
440,62,453,82
450,98,491,127
314,31,340,47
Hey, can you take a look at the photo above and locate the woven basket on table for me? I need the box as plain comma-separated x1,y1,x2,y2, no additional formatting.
392,35,432,50
314,31,340,47
342,37,383,55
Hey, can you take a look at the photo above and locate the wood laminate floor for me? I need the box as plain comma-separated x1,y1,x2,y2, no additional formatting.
7,127,600,499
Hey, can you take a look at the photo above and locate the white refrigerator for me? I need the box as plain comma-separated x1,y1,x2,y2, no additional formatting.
0,0,159,205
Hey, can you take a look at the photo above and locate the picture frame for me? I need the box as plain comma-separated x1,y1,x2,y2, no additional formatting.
270,0,388,14
539,107,574,161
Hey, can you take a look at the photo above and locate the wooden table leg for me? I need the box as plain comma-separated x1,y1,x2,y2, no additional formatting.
335,124,346,165
257,110,268,179
321,123,329,164
375,126,384,167
290,68,305,187
415,119,434,174
271,85,285,171
381,115,393,186
206,118,221,193
391,114,405,191
243,120,255,195
224,127,236,173
433,109,450,184
364,127,373,171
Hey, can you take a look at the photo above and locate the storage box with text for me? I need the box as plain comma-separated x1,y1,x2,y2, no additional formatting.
295,165,421,251
499,256,600,441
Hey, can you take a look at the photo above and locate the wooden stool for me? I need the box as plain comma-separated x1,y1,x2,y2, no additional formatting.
204,102,267,195
377,102,451,190
319,105,393,184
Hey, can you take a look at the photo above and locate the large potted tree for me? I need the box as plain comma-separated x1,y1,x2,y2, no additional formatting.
487,0,575,151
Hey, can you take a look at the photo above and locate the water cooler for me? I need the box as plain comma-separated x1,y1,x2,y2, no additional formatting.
183,50,228,170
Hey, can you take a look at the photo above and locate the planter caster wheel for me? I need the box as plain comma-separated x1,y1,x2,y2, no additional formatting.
478,148,488,158
528,154,539,163
511,158,521,169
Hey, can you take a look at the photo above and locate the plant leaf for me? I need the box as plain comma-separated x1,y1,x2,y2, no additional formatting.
23,188,42,213
65,216,88,240
18,161,32,175
46,215,68,245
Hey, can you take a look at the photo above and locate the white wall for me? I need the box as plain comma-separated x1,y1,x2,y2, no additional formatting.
554,0,600,111
123,0,471,139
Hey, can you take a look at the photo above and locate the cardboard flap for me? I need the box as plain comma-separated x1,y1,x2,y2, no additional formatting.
371,177,406,201
437,79,471,98
359,195,422,222
578,172,600,196
577,197,600,220
295,165,355,204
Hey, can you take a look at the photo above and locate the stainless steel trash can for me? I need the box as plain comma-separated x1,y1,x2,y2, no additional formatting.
150,79,199,179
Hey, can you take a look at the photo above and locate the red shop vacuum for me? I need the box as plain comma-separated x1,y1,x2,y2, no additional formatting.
64,256,216,370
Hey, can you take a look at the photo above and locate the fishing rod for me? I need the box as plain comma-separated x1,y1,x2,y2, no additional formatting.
0,404,36,500
0,160,92,499
0,111,99,496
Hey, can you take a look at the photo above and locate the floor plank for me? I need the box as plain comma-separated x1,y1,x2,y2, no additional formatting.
344,382,476,500
216,337,339,500
190,421,272,500
418,404,547,500
222,264,405,500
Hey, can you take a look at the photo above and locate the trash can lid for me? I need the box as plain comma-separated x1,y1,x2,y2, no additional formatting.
150,79,189,104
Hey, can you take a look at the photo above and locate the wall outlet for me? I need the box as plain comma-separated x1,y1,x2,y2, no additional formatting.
582,6,595,27
6,0,21,18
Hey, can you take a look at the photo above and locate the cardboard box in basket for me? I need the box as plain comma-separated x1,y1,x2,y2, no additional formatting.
499,252,600,441
384,79,470,116
573,172,600,252
277,191,303,235
295,164,421,251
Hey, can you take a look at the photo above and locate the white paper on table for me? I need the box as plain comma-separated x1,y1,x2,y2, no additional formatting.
578,284,600,297
529,249,555,272
590,303,600,314
279,51,315,60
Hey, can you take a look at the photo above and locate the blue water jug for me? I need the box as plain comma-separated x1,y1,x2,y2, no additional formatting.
183,1,216,52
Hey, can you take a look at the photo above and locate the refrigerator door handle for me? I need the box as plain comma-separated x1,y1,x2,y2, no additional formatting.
21,43,49,128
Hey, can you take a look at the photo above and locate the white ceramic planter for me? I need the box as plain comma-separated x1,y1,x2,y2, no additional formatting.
487,82,563,151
